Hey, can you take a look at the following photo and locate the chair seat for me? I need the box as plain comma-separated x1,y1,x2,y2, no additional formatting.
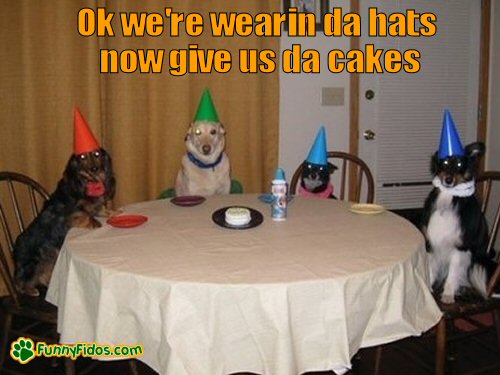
438,296,500,319
1,294,58,324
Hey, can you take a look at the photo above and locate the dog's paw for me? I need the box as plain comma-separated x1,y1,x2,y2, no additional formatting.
88,217,102,228
69,212,102,229
16,284,40,297
104,208,122,217
97,205,122,218
440,294,455,304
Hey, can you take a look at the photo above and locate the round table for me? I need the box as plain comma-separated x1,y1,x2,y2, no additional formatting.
47,194,441,375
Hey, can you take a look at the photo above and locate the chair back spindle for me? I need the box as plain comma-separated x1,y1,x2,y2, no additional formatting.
476,171,500,296
0,171,49,252
0,242,20,306
0,171,50,302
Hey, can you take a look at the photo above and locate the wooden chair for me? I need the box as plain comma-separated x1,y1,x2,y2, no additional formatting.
0,171,140,374
289,151,375,203
0,171,75,373
374,171,500,375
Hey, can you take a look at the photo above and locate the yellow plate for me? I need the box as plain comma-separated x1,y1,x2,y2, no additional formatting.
349,203,386,215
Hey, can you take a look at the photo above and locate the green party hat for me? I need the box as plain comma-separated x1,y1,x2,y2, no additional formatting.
194,89,219,122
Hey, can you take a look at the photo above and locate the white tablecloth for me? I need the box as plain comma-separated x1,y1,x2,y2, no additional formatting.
47,194,441,375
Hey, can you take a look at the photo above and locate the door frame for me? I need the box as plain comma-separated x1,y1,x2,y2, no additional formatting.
348,0,491,192
348,0,361,201
478,0,491,170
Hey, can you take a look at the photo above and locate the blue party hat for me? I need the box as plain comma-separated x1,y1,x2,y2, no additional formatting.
438,110,464,159
274,167,286,181
306,126,328,165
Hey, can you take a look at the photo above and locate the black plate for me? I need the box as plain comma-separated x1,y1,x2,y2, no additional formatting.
212,206,264,230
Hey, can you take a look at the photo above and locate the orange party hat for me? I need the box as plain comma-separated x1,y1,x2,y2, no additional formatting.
73,107,100,155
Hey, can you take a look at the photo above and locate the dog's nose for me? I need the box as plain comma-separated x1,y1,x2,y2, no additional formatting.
90,167,99,173
202,145,211,155
445,176,454,185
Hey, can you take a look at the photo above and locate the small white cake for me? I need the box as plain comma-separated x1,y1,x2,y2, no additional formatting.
225,207,251,226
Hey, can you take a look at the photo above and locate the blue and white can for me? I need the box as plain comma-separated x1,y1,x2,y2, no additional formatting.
271,178,287,221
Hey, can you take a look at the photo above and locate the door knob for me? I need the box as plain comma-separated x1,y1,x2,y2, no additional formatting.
363,129,376,140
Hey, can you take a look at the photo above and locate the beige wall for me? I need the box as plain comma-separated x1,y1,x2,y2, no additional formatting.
279,1,499,205
278,1,351,181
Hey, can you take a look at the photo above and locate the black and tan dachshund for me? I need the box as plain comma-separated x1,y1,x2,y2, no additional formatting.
14,148,116,296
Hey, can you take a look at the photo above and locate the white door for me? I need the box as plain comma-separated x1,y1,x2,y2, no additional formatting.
358,0,482,209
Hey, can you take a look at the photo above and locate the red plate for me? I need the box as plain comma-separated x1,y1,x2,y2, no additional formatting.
170,195,206,207
106,215,148,228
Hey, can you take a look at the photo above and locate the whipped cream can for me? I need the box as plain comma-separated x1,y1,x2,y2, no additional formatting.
271,168,287,221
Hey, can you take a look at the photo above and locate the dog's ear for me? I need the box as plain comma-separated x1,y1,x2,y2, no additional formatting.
219,123,226,135
464,142,485,159
327,162,337,174
63,154,86,197
430,152,439,175
185,124,194,141
300,161,309,178
63,155,80,182
465,142,485,178
100,148,116,199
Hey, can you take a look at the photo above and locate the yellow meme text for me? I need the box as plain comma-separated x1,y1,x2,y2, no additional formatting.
77,6,437,75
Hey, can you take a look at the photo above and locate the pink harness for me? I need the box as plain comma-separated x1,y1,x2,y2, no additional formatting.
298,183,334,198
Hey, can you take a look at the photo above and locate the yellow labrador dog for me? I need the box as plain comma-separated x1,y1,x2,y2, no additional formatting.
175,121,231,196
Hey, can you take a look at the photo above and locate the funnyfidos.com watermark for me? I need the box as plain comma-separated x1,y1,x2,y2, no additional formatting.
10,337,143,364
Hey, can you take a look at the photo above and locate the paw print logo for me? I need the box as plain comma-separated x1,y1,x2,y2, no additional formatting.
10,337,36,364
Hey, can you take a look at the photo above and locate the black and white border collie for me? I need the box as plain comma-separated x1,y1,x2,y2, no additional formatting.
421,142,496,304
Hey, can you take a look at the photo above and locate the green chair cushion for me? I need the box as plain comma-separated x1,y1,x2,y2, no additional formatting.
158,179,243,199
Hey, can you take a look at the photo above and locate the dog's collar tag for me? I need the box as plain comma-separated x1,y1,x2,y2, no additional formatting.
187,152,223,171
432,177,475,197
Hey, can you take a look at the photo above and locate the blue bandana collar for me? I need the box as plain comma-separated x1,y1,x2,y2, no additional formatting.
187,152,223,170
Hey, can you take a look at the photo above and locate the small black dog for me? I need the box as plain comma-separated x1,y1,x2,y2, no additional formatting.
14,148,116,296
298,161,337,199
421,142,496,303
